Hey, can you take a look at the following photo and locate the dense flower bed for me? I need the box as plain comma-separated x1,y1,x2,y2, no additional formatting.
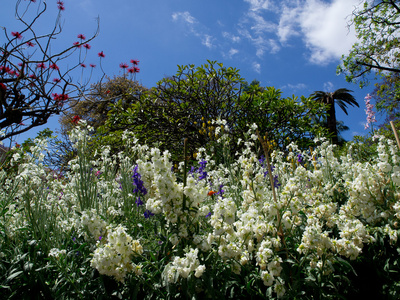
1,121,400,299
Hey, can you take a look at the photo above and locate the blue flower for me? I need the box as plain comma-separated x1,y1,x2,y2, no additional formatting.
216,184,224,198
132,165,147,195
297,153,303,164
259,156,280,188
144,210,154,219
191,159,208,180
136,196,144,206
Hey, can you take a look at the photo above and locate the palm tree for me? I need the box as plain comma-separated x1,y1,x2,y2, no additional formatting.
310,88,358,144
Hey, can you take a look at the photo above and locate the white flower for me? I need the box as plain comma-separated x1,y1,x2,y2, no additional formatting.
261,270,274,286
194,265,206,277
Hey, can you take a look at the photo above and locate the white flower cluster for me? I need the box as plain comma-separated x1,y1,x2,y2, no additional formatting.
137,147,209,233
137,148,183,223
162,248,205,284
79,209,108,241
91,224,143,282
4,119,400,298
48,248,67,260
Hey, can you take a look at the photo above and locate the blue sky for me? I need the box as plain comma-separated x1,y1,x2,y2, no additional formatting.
2,0,378,146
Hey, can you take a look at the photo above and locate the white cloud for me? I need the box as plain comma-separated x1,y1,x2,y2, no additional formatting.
222,32,241,43
244,0,273,11
252,62,261,73
248,12,276,34
277,0,360,64
171,1,361,66
282,83,307,91
277,2,302,43
237,1,281,56
323,81,335,92
172,11,196,24
202,35,213,49
172,11,214,48
223,48,239,59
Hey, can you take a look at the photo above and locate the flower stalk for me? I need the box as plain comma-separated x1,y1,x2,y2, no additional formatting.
390,121,400,150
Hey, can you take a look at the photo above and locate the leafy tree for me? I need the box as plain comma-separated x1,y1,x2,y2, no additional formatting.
339,0,400,86
100,61,327,161
0,0,99,141
310,88,358,145
240,86,327,150
372,72,400,124
50,75,148,171
59,76,148,135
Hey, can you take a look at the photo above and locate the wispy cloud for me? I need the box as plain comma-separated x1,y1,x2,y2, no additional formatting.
323,81,335,92
172,11,214,49
172,11,196,24
202,35,213,49
252,62,261,73
223,48,240,59
237,2,280,57
244,0,274,12
171,1,360,67
222,32,241,43
281,83,307,92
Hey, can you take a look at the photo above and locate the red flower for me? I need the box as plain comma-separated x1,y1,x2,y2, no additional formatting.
73,42,82,48
58,2,65,10
36,63,46,69
127,67,140,74
80,63,86,68
11,32,22,39
90,64,96,68
0,66,11,74
49,63,59,70
8,70,19,77
77,34,86,40
98,51,105,58
83,43,91,50
105,90,111,94
0,83,7,91
52,93,69,101
72,115,81,124
119,63,128,69
26,41,35,47
130,59,139,65
208,191,217,196
29,74,37,79
53,78,61,83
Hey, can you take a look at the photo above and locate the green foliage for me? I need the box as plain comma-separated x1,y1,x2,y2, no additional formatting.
339,0,400,86
60,76,148,134
241,86,327,150
373,72,400,127
100,61,327,163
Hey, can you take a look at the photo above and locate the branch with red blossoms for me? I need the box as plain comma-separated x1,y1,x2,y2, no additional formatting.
0,0,100,140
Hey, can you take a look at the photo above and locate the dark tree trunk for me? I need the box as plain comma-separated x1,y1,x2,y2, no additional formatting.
326,97,338,144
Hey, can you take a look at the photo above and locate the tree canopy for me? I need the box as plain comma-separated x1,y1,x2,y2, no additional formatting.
339,0,400,86
93,61,327,162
